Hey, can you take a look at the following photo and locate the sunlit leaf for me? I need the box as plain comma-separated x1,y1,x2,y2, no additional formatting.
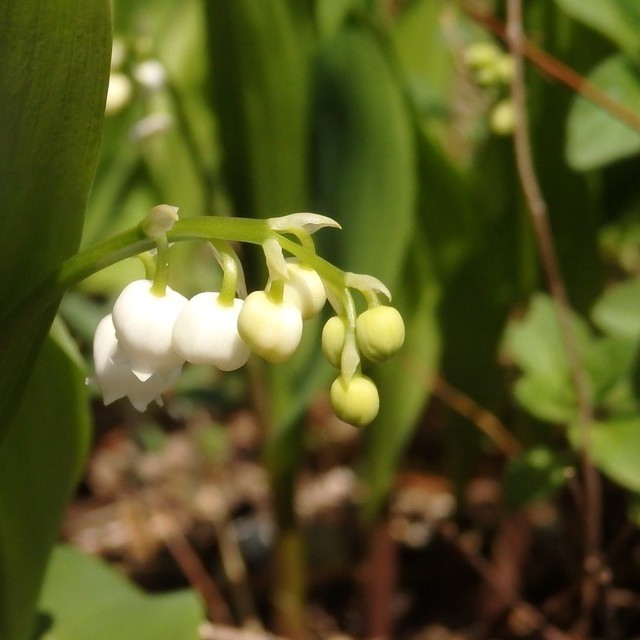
591,279,640,338
567,55,640,170
38,546,204,640
570,417,640,491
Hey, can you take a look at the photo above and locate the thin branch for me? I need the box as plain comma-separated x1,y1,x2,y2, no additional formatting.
504,0,603,634
153,512,233,623
438,523,572,640
401,355,523,458
213,517,264,630
465,7,640,134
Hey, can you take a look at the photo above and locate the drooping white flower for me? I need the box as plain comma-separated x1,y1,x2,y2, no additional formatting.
111,279,188,381
237,290,303,363
279,259,326,320
92,314,181,411
172,293,250,371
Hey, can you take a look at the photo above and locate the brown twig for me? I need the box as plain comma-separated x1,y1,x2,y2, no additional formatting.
152,511,233,623
465,6,640,134
504,0,603,635
213,517,264,630
401,355,523,458
438,523,572,640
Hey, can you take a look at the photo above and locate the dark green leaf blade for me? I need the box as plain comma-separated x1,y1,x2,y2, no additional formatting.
0,0,111,439
0,326,91,640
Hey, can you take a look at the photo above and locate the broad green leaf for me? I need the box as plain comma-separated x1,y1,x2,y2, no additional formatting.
504,447,573,511
204,0,310,220
554,0,640,54
591,279,640,338
570,417,640,491
512,376,576,423
0,1,111,439
38,546,204,640
587,336,640,416
0,326,91,640
567,55,640,170
503,294,593,421
312,24,416,289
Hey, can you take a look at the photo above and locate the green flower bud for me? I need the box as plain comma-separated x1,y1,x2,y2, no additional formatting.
356,306,404,362
322,315,347,368
330,374,379,427
490,98,515,136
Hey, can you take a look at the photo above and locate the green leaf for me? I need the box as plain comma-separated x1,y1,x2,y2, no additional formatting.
591,278,640,338
0,327,91,640
204,0,310,220
570,417,640,491
554,0,640,54
312,24,416,289
566,55,640,170
503,294,594,421
38,546,204,640
0,1,111,438
504,447,573,511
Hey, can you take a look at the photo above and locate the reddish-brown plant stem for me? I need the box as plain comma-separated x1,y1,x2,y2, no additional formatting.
465,7,640,134
505,0,603,634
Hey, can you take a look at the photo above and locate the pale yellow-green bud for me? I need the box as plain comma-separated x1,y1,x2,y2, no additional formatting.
464,42,501,68
330,374,379,427
494,54,515,83
356,306,405,362
490,98,515,136
322,315,347,368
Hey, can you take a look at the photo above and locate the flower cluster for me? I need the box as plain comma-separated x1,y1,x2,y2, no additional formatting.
464,40,515,136
90,207,404,426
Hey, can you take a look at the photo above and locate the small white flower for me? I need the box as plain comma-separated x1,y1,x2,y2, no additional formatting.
133,59,167,91
172,293,250,371
112,279,188,381
278,259,326,320
237,290,303,363
105,72,132,115
92,314,181,411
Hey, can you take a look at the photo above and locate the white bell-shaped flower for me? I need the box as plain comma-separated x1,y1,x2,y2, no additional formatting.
279,259,326,320
172,293,250,371
92,314,181,411
237,290,303,363
111,279,188,381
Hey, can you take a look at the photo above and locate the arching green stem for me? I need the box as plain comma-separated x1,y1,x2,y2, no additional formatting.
210,239,240,306
150,234,171,296
0,216,351,345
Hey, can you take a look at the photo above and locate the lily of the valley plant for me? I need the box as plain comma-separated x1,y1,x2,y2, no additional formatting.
72,206,403,426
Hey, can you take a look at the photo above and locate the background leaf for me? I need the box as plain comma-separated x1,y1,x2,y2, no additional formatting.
0,325,91,640
554,0,640,54
570,417,640,491
37,546,203,640
566,55,640,170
